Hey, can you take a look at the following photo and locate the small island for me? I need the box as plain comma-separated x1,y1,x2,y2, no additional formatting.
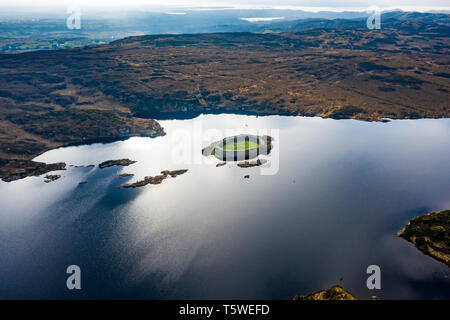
202,134,272,162
119,173,134,178
293,285,358,300
0,159,66,182
237,159,267,168
99,159,136,169
119,169,188,189
398,209,449,267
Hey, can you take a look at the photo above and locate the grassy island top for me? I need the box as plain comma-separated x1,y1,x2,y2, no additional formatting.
222,140,259,151
398,209,450,267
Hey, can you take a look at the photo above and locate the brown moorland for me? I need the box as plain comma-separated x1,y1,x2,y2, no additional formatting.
0,28,448,180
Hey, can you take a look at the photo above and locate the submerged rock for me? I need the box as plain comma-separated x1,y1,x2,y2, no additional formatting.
98,159,136,168
70,164,95,168
398,209,449,267
119,169,188,189
293,285,358,300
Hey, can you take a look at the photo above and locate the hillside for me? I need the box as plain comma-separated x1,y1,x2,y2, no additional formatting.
0,23,449,180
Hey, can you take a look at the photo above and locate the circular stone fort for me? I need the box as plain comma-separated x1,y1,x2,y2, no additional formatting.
202,134,273,162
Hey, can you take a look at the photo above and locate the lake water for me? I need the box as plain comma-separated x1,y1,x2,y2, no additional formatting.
0,114,449,299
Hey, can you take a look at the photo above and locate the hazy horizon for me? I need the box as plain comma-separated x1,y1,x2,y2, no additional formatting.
0,1,449,13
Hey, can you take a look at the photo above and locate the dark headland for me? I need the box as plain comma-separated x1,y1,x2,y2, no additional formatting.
398,209,450,267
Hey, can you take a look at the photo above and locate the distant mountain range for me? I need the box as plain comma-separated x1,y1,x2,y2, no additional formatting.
255,11,450,35
1,10,448,53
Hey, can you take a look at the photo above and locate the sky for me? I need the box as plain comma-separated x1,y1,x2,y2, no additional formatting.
0,0,449,12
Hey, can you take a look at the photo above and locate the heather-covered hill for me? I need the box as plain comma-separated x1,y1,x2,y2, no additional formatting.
0,22,448,179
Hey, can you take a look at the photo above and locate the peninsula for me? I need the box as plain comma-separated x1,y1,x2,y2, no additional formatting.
398,209,450,267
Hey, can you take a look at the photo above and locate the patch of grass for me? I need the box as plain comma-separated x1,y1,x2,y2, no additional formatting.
222,140,259,151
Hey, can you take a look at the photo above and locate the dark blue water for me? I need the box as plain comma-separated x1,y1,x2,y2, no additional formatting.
0,115,449,299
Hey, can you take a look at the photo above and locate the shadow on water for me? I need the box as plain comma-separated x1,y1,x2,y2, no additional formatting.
0,167,154,299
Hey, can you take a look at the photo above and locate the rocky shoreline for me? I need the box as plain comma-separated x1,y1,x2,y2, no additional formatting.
0,157,141,183
119,169,188,189
398,209,449,267
0,110,165,182
0,159,66,182
119,173,134,178
99,159,136,168
237,159,267,168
